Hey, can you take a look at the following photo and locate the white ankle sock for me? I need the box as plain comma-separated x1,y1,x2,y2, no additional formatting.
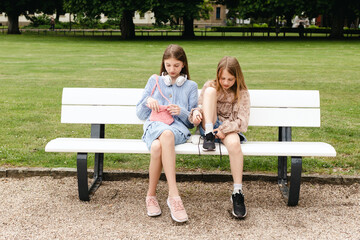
233,184,243,194
205,123,214,135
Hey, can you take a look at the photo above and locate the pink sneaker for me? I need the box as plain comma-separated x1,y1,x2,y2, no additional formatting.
146,196,162,217
167,196,188,222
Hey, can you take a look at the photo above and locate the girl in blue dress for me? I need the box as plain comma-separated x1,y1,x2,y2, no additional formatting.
136,44,198,223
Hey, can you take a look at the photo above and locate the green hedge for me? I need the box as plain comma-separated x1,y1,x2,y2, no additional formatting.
211,26,360,34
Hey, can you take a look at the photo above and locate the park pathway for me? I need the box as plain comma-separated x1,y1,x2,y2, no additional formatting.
0,176,359,239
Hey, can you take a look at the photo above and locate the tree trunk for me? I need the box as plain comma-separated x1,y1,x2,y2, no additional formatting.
285,14,293,27
182,16,194,38
7,12,21,34
330,0,345,38
55,9,61,22
120,10,135,39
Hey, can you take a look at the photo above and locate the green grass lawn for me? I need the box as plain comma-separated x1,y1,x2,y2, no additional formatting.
0,34,359,175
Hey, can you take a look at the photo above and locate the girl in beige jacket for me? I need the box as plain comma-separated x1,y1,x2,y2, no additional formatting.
190,56,250,219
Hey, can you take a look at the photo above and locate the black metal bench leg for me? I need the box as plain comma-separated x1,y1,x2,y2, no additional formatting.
88,153,103,195
288,156,302,206
277,127,303,206
76,152,104,201
77,153,89,201
278,127,291,187
88,124,105,197
278,156,288,185
278,156,288,199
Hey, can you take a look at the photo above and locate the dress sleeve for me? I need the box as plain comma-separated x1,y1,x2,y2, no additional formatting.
136,76,155,120
218,90,250,135
178,82,198,128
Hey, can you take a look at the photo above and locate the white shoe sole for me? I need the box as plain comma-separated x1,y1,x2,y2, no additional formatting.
202,146,216,151
147,210,162,217
231,210,247,219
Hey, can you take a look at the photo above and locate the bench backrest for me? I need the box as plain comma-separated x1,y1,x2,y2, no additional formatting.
61,88,320,127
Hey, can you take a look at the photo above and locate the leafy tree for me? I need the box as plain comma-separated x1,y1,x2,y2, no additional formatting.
232,0,360,37
231,0,302,27
64,0,151,39
152,0,212,38
306,0,360,38
0,0,64,34
0,0,38,34
63,0,103,29
101,0,152,39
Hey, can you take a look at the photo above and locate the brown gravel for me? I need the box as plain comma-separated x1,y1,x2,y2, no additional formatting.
0,176,359,239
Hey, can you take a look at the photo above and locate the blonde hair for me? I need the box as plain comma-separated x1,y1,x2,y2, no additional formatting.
213,56,247,101
160,44,190,79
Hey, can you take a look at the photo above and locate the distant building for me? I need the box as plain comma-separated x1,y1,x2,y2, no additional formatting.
194,4,227,28
0,12,30,26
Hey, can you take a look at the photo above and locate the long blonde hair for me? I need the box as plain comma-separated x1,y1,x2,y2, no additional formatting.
213,56,247,101
160,44,190,79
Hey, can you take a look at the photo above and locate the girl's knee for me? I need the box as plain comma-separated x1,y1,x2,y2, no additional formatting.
225,137,242,154
159,130,175,143
151,140,162,154
204,86,216,96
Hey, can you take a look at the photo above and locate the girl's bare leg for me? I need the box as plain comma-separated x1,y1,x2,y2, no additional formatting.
147,140,163,196
158,130,179,197
201,87,218,129
222,133,244,184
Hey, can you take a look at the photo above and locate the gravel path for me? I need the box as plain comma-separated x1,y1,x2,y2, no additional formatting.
0,176,359,239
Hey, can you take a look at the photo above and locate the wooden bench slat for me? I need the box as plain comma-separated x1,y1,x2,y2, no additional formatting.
62,88,320,108
62,88,144,106
61,105,320,127
249,108,320,127
45,138,336,157
249,90,320,108
61,105,144,124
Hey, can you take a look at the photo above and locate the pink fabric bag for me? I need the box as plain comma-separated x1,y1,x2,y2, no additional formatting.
149,75,174,125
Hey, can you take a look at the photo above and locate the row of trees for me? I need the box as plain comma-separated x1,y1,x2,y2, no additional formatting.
232,0,360,38
1,0,359,38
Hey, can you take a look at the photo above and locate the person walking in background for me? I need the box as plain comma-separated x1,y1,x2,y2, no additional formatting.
50,17,55,31
298,22,305,38
136,44,198,223
190,56,250,219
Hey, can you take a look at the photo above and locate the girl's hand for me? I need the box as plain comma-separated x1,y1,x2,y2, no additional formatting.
167,104,181,116
214,128,225,140
146,97,160,112
192,110,202,125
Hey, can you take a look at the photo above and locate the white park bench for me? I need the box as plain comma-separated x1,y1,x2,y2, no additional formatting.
45,88,336,206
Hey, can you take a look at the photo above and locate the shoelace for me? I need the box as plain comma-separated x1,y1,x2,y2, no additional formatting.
214,133,222,162
170,199,185,212
197,135,202,156
147,198,158,207
233,192,245,205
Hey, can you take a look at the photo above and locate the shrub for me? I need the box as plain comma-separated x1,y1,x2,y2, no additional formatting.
253,23,268,28
26,14,50,27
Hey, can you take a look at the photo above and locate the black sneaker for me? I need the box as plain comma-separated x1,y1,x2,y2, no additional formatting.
231,190,247,219
202,132,215,151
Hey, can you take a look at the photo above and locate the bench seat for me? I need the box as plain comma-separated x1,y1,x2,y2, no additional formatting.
46,138,336,157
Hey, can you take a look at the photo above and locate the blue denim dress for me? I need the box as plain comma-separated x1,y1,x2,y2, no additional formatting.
136,75,198,150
